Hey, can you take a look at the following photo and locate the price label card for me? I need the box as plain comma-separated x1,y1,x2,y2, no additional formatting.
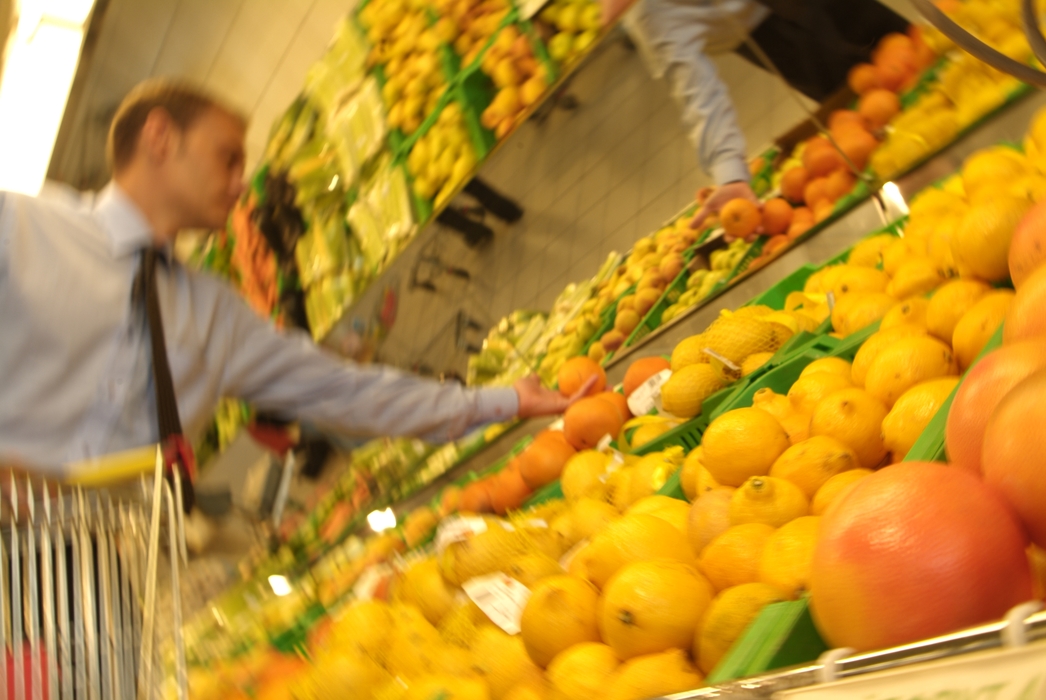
826,290,836,312
703,348,740,373
627,370,672,417
463,573,532,635
435,515,487,552
559,538,589,569
775,640,1046,700
596,433,614,452
548,418,565,431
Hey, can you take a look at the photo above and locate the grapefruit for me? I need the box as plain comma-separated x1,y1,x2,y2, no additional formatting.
945,338,1046,473
982,369,1046,548
1008,200,1046,287
810,462,1033,651
1004,264,1046,344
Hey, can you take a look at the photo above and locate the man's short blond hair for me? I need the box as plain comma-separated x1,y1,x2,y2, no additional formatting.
107,79,245,172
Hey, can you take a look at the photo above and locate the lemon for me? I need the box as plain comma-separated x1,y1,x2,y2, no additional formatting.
504,684,547,700
879,297,930,331
953,196,1033,282
696,463,721,495
926,278,991,343
328,599,394,660
680,447,703,501
751,388,793,423
780,411,813,445
827,266,890,297
702,408,790,486
546,643,619,700
700,315,784,365
561,451,609,503
864,335,957,407
661,364,722,418
622,449,684,505
810,468,873,515
570,498,619,540
699,523,775,591
626,495,689,536
961,146,1029,195
686,487,734,557
694,583,789,674
599,560,714,659
810,388,889,469
908,188,966,221
671,334,709,372
402,675,491,700
769,435,860,499
758,516,821,596
471,626,545,700
741,351,775,377
881,377,960,460
881,238,912,276
630,422,672,448
520,576,602,667
729,476,809,527
831,292,897,336
847,234,898,267
952,289,1015,369
850,323,929,387
799,357,853,380
606,650,704,700
787,372,853,415
886,257,946,299
310,648,387,698
584,513,694,589
505,552,565,588
397,557,459,625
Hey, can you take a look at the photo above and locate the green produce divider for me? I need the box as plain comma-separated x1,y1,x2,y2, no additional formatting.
708,597,828,684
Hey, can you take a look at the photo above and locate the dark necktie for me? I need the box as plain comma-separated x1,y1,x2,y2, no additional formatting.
136,248,195,511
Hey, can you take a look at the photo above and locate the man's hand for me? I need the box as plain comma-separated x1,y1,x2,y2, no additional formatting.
600,0,635,26
514,374,599,419
689,181,762,242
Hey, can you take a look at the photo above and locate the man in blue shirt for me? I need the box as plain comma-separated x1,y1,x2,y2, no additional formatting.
0,80,575,475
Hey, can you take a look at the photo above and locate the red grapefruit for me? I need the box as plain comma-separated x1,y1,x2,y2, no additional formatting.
810,461,1033,651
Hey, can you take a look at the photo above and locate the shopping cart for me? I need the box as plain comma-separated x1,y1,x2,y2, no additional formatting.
1,445,188,700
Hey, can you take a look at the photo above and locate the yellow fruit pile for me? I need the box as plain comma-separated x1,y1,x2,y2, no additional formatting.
407,103,478,205
537,0,601,65
431,0,511,66
359,0,449,135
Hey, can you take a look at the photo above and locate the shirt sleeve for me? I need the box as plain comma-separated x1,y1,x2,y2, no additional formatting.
626,0,751,185
208,280,519,443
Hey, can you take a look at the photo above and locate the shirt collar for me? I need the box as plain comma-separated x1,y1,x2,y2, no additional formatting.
94,182,162,259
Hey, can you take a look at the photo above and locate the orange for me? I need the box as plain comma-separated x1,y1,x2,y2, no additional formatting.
982,369,1046,548
803,177,829,208
874,56,911,92
803,143,844,179
828,109,866,134
460,479,494,513
623,357,671,397
440,485,462,516
786,208,814,239
761,198,794,236
824,168,856,202
858,89,900,130
490,461,533,514
780,167,809,204
813,199,835,223
1008,200,1046,287
720,199,762,240
596,391,632,422
810,462,1034,651
519,430,576,488
699,523,775,591
558,357,607,397
1004,264,1046,344
847,63,881,94
564,397,625,450
945,338,1046,473
835,128,878,171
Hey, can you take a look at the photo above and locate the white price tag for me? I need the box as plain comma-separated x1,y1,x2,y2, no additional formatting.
548,418,565,431
627,370,672,417
462,573,532,635
826,290,836,312
435,515,488,552
703,348,740,373
775,640,1046,700
596,433,614,452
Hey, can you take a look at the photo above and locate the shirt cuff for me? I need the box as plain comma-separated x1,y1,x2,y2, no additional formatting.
711,157,751,188
475,386,520,424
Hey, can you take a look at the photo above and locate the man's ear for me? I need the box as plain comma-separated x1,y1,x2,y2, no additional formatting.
138,107,176,165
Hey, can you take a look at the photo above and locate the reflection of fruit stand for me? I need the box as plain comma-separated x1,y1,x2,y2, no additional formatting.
181,82,1046,697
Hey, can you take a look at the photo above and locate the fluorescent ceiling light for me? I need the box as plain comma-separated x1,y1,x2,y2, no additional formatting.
268,574,292,597
0,0,95,196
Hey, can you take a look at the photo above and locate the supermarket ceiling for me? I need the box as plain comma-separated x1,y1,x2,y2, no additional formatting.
49,0,359,191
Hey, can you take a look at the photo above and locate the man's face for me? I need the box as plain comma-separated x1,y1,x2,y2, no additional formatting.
164,107,246,230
